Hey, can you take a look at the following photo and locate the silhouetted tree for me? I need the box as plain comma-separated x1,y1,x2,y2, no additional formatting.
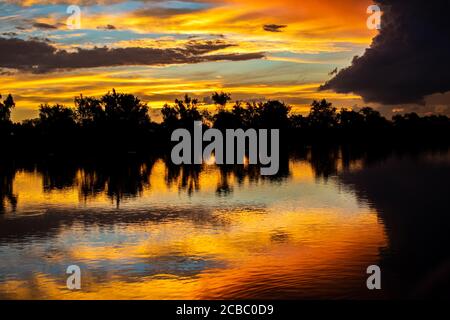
289,114,308,129
232,102,258,128
161,94,202,128
0,94,15,123
35,104,78,152
393,112,421,129
338,108,365,130
102,89,150,127
254,100,291,128
213,108,241,130
175,95,202,126
75,94,104,127
161,103,180,129
212,92,231,109
308,99,337,129
360,106,389,129
38,104,76,131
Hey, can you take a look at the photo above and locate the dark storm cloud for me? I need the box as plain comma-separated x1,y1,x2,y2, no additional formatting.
0,37,264,73
320,0,450,105
263,24,287,33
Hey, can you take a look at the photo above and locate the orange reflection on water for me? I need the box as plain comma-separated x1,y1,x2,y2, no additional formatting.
0,158,387,299
0,208,386,299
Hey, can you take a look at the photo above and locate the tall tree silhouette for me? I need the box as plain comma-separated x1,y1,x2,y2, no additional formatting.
360,107,389,129
38,104,76,131
338,108,365,131
0,94,15,123
308,99,337,129
212,92,231,110
102,89,150,127
162,94,202,128
254,100,291,129
75,94,104,128
212,93,242,130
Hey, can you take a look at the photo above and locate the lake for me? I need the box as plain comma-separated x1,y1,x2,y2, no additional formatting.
1,146,449,299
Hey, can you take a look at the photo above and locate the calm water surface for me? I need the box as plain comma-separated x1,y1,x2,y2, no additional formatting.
1,147,449,299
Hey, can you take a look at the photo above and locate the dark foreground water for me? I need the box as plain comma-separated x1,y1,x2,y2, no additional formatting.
0,146,449,299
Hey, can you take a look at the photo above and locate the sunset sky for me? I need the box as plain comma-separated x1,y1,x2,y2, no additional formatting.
1,0,449,121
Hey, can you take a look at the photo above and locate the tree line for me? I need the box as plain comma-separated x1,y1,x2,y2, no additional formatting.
1,90,449,155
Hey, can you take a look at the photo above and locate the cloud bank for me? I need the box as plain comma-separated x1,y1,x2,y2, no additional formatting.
320,0,450,105
0,37,265,73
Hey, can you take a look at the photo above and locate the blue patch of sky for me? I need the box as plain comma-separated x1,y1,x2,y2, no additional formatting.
0,0,211,20
270,47,366,65
47,29,193,45
1,1,215,44
157,0,212,10
129,58,331,85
